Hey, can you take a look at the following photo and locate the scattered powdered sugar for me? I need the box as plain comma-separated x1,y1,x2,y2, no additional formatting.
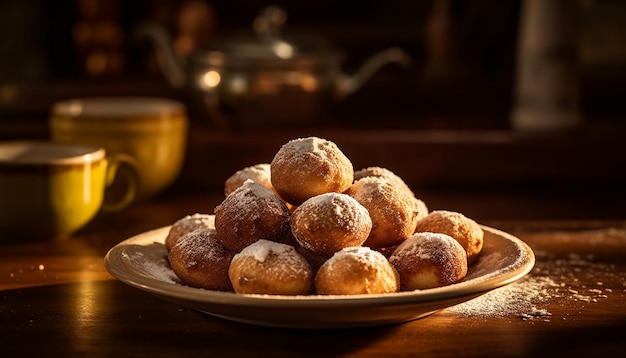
140,255,180,284
446,250,624,322
447,275,560,320
122,243,180,284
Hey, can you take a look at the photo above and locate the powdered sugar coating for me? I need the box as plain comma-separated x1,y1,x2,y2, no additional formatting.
346,176,419,248
324,246,391,271
165,213,215,250
236,238,295,263
390,232,468,290
229,239,313,295
224,163,273,197
415,210,484,264
290,193,372,256
353,167,429,220
214,180,290,252
315,246,400,295
168,227,234,291
270,137,353,205
354,166,413,195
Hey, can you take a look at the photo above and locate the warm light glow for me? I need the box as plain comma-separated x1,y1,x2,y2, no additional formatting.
201,70,221,88
299,73,319,92
272,41,294,59
67,101,84,116
71,280,99,346
284,72,318,92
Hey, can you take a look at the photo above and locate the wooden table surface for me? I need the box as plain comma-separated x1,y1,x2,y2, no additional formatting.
1,189,625,357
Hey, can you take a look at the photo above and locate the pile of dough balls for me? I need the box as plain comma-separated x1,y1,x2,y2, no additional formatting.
166,136,484,296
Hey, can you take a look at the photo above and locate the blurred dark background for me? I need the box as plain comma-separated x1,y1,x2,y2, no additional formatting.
1,0,625,126
0,0,625,219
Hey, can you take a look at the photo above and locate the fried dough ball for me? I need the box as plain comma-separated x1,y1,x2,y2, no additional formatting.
270,137,353,205
354,166,413,196
354,166,429,220
346,177,419,249
414,198,430,221
165,213,215,251
389,232,468,290
168,228,235,291
228,239,313,295
414,210,483,264
290,193,372,257
214,180,291,252
315,246,400,295
224,163,273,197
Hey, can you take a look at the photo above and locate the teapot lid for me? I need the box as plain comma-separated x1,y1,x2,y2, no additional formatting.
193,6,338,65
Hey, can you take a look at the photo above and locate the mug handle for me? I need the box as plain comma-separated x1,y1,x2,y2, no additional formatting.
102,154,139,212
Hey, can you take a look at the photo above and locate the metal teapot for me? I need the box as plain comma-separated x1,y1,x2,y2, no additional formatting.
137,6,411,130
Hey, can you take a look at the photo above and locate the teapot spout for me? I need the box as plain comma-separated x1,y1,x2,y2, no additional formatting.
135,21,187,89
336,47,412,97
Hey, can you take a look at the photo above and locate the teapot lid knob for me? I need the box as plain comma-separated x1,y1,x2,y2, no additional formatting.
253,6,287,40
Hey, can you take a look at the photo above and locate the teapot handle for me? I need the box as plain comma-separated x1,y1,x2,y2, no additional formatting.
336,47,412,97
134,21,187,89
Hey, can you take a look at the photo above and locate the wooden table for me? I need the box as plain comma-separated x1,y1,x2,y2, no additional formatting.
1,189,625,357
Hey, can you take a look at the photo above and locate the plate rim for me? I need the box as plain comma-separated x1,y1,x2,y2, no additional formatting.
104,224,535,309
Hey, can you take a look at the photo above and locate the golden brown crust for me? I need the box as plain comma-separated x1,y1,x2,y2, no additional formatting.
214,180,291,252
354,166,413,196
166,137,484,297
315,246,400,295
228,240,313,295
224,163,273,197
168,228,234,291
389,232,468,290
354,166,429,220
346,177,419,248
270,137,353,205
414,198,429,221
414,210,484,264
165,213,215,251
290,193,372,256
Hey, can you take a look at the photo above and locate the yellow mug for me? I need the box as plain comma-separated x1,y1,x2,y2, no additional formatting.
0,141,137,239
50,97,188,200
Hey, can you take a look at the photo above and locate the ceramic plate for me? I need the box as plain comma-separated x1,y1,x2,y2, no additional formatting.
104,225,534,329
